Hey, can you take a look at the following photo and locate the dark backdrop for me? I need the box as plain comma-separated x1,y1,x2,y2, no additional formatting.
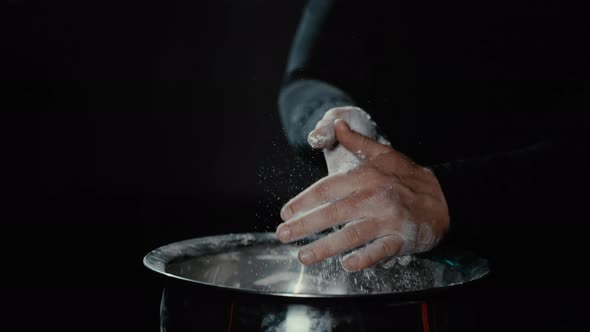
2,0,589,331
1,0,322,331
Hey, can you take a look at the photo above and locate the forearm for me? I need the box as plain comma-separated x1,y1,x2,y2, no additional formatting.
279,80,355,148
278,0,369,149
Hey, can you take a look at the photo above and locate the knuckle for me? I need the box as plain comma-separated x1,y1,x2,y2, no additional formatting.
326,204,342,222
343,224,363,244
288,200,301,216
421,194,435,210
372,186,388,199
358,166,380,183
289,218,306,237
314,184,329,201
306,246,321,260
358,135,369,149
416,223,436,251
312,241,334,261
380,237,399,257
371,199,393,221
308,245,324,261
322,203,339,223
364,250,379,268
375,217,394,235
351,194,369,211
367,187,390,207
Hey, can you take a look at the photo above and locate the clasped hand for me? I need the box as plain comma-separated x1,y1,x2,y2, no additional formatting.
276,110,449,271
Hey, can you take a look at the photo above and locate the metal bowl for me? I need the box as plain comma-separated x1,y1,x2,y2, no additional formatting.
144,232,489,298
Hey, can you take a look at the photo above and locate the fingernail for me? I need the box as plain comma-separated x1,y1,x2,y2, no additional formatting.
343,254,359,271
280,206,292,221
277,226,291,242
298,249,316,265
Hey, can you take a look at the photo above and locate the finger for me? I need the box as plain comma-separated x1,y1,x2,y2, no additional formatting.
334,119,392,160
280,170,364,221
307,119,336,149
296,218,382,265
276,190,373,243
341,235,404,271
307,107,355,149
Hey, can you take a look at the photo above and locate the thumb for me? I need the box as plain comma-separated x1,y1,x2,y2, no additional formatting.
334,119,390,159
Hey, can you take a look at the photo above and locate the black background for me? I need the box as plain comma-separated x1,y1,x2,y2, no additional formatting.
2,0,589,331
2,0,319,330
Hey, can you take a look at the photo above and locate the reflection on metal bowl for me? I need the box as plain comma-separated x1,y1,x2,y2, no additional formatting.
144,233,490,331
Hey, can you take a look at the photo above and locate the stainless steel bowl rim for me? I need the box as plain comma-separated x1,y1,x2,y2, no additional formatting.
143,232,490,298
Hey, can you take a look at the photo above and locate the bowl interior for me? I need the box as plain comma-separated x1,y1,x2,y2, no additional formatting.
144,233,489,297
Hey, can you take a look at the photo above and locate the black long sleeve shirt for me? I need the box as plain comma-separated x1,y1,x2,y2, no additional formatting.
278,1,590,321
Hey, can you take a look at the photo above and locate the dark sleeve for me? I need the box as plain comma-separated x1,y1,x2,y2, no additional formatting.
429,113,590,261
278,0,371,149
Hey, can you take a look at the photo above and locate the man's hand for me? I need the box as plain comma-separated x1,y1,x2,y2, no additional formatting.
307,106,389,174
276,119,449,271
